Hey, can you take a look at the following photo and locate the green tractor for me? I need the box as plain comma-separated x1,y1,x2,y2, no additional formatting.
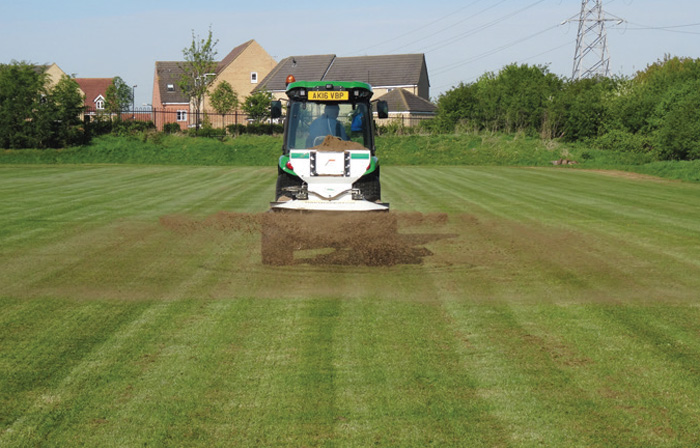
262,78,393,265
269,78,389,212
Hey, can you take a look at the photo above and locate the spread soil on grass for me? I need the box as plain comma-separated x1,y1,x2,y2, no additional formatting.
160,211,455,267
4,210,694,303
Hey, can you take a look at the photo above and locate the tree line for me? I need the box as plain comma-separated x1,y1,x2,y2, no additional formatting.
0,62,138,149
0,62,85,149
432,55,700,161
0,58,272,149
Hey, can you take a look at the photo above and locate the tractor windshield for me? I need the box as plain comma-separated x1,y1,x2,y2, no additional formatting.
285,101,372,150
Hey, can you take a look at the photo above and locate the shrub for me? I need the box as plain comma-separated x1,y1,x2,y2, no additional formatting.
110,120,155,136
594,129,651,153
163,123,181,134
435,64,563,135
227,124,246,136
187,126,226,139
654,80,700,160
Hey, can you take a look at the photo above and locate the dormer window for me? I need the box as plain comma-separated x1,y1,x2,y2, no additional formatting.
250,72,258,84
167,84,175,91
95,95,105,110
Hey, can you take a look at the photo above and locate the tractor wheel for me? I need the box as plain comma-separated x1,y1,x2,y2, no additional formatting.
354,167,381,202
276,171,302,201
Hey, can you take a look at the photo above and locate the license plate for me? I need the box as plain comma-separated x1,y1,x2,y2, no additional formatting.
308,91,349,101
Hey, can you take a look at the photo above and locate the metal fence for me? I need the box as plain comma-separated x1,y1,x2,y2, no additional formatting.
375,114,436,128
84,107,251,131
83,108,435,131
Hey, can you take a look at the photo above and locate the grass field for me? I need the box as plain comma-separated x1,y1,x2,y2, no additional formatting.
2,165,700,446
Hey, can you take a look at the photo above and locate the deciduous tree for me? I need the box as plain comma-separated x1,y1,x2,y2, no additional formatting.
104,76,133,118
179,27,218,130
242,90,273,124
0,61,47,148
208,80,238,125
0,62,85,148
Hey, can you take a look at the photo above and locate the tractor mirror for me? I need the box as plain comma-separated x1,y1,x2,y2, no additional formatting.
270,101,282,119
376,100,389,119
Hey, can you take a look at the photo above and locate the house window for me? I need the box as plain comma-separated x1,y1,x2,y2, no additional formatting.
177,110,187,121
250,72,258,84
96,99,104,110
167,84,175,91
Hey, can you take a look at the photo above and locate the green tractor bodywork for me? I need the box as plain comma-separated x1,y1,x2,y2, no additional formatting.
269,80,389,212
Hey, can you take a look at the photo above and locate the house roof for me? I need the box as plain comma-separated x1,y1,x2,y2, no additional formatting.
216,39,254,74
373,88,437,114
74,78,113,107
154,61,189,104
257,54,427,92
258,55,336,91
326,54,427,88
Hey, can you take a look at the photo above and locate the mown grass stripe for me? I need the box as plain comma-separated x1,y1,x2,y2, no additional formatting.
331,299,510,446
0,166,273,251
441,302,682,446
0,299,154,439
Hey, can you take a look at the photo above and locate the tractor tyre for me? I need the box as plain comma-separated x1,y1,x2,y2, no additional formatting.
354,166,381,202
276,171,303,201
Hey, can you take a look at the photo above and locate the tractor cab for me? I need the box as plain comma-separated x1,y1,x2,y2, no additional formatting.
277,80,382,155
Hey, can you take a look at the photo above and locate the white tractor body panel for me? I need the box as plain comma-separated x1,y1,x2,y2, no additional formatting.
270,148,388,212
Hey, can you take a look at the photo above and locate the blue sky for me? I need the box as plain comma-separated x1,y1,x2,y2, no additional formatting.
1,0,698,106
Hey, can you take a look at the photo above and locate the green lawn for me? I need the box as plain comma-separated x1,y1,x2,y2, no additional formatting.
1,165,700,447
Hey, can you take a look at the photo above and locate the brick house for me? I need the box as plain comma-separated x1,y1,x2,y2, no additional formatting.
74,78,113,115
152,39,276,130
151,62,190,130
257,54,431,102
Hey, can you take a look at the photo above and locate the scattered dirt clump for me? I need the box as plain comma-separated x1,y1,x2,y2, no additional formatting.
261,211,454,266
551,158,579,165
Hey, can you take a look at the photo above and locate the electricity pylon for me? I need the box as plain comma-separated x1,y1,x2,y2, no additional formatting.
566,0,623,80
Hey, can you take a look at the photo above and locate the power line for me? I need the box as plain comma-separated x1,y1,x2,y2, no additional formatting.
433,38,578,92
432,23,560,76
432,33,575,92
518,40,576,64
413,0,548,55
625,21,700,35
385,0,510,54
349,0,487,55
